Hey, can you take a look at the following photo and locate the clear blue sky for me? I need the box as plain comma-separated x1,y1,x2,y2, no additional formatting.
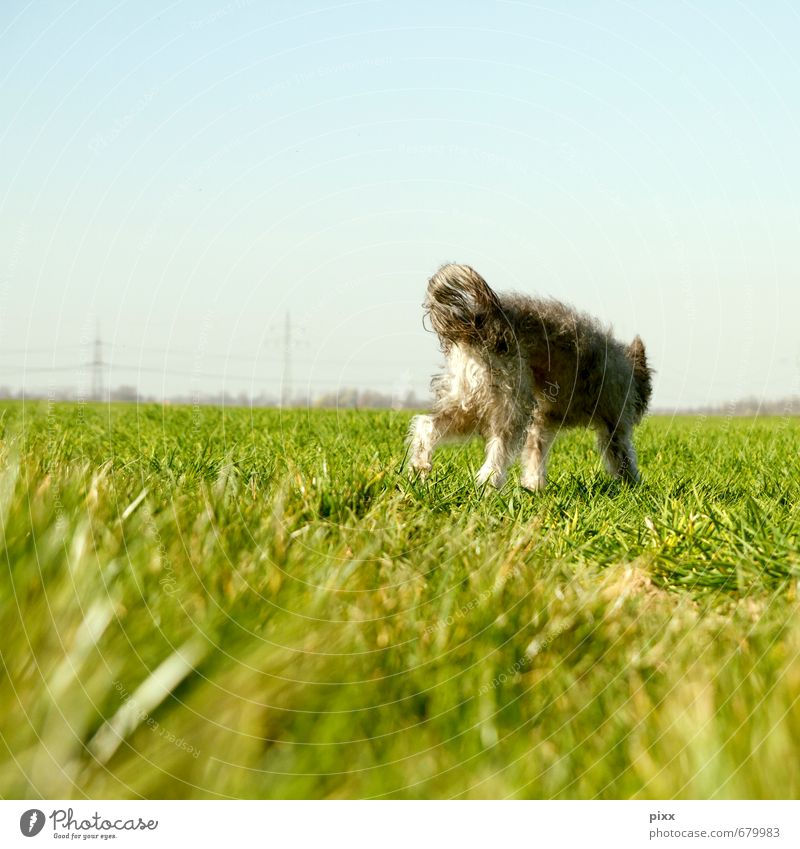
1,0,799,407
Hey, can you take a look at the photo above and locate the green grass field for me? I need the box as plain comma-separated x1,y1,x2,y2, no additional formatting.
1,400,799,799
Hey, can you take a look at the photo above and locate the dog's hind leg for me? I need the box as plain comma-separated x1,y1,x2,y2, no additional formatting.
520,420,556,491
597,424,640,483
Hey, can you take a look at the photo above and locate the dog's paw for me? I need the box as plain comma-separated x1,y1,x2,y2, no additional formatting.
475,465,505,489
520,472,546,492
408,461,431,480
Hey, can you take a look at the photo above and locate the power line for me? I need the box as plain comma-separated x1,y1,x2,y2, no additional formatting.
0,324,430,390
0,364,86,373
0,345,86,356
0,345,431,369
0,333,435,369
0,361,426,387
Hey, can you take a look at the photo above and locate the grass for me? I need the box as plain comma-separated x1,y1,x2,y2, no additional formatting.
1,399,799,799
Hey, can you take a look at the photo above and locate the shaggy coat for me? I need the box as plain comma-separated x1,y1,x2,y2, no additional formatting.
409,263,652,489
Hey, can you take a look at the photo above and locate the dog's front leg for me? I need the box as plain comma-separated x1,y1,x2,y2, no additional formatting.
520,423,555,491
475,439,508,487
474,401,528,489
408,414,438,476
407,409,472,476
597,425,640,483
475,428,521,489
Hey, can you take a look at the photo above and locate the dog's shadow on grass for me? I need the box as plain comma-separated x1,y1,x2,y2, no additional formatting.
394,463,653,514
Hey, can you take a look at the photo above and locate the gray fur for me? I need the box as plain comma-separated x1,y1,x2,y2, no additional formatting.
408,263,653,489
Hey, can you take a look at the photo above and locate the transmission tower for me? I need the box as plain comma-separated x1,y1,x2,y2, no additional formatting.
281,312,292,407
91,324,104,401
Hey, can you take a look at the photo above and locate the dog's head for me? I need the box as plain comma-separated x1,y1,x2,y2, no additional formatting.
424,263,511,353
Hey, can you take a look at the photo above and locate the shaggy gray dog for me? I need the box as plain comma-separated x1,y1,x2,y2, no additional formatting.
408,263,653,489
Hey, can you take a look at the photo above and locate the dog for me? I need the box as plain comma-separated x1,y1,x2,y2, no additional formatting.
408,263,652,490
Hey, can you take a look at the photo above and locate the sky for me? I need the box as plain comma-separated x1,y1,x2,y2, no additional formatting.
1,0,799,408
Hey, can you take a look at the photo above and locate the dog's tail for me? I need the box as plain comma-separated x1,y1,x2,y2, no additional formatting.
425,263,508,350
626,335,653,421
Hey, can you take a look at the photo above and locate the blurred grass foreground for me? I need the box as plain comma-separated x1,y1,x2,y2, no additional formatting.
1,400,799,798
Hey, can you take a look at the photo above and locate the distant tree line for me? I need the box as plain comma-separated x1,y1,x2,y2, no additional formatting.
0,384,424,409
2,385,796,414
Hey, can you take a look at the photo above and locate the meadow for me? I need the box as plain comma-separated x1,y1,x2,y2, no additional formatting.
1,400,799,799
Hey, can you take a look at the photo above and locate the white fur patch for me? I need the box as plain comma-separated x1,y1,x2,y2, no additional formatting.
442,344,491,412
408,414,435,473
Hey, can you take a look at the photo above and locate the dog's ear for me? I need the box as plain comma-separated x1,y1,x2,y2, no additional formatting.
426,263,505,347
